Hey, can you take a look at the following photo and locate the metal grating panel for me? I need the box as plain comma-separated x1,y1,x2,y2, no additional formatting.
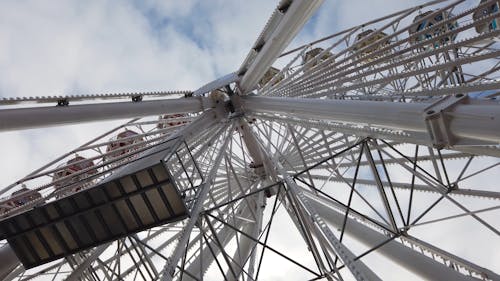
0,162,188,269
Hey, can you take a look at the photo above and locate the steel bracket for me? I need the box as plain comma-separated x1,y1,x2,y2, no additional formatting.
423,93,468,149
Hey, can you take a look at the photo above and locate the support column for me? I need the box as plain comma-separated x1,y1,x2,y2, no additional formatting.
65,244,111,281
226,193,265,281
306,191,488,281
239,116,380,280
0,244,21,280
277,167,383,281
160,122,233,281
184,203,251,281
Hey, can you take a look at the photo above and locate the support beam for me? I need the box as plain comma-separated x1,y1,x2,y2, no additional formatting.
0,97,211,132
308,174,500,200
65,244,111,281
193,73,239,96
237,0,324,93
306,191,497,281
276,164,382,281
226,193,264,281
242,95,500,147
0,244,21,280
160,122,233,281
184,221,241,280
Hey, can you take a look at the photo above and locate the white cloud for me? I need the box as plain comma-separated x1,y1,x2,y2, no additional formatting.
0,0,498,280
0,0,275,188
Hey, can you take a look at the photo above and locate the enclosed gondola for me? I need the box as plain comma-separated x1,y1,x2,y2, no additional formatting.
258,67,284,87
52,156,98,196
0,187,42,215
302,47,334,72
473,0,499,38
409,10,458,48
157,114,189,130
352,29,390,61
105,130,144,162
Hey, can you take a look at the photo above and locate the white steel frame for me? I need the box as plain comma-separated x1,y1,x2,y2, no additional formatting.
0,0,499,280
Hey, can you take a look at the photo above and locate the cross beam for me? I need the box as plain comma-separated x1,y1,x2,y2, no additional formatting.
241,95,500,150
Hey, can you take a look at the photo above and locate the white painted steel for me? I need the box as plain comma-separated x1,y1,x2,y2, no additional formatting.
1,0,500,280
278,166,383,281
242,96,500,145
65,244,111,281
306,191,489,281
160,123,233,281
0,97,209,131
238,0,324,93
193,73,239,96
183,221,242,280
226,194,264,281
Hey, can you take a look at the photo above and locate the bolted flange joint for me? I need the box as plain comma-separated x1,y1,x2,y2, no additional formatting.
423,93,468,149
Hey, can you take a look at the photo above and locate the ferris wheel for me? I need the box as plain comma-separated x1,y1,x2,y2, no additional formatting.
0,0,499,280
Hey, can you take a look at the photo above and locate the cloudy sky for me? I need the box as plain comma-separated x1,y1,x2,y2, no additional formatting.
0,0,428,187
3,0,495,280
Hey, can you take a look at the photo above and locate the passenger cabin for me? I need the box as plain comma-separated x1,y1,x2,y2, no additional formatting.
105,130,144,162
258,67,284,88
0,187,42,216
352,29,390,61
157,114,189,130
473,0,499,38
52,156,98,195
302,47,333,72
409,10,458,48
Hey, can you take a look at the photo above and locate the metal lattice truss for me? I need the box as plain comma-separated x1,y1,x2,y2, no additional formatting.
0,0,499,280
